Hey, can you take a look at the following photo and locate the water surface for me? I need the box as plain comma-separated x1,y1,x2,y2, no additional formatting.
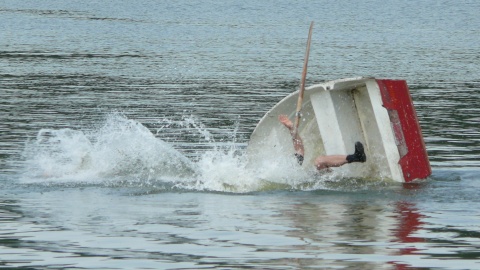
1,0,480,269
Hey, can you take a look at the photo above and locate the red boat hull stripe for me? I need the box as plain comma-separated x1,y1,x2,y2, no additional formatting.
377,79,432,182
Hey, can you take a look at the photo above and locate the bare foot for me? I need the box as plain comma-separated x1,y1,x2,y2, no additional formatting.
278,114,293,130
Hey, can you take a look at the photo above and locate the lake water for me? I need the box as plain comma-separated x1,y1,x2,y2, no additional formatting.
1,0,480,269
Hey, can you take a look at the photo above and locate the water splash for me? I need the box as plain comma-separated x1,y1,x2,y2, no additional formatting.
20,113,383,192
22,114,196,184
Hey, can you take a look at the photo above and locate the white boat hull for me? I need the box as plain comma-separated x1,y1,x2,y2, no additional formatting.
247,77,431,183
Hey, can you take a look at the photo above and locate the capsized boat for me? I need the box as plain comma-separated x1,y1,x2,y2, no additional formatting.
247,77,431,183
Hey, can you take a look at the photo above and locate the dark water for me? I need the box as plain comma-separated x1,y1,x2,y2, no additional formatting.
1,0,480,269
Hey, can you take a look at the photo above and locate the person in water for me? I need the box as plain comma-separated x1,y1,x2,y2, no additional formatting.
278,114,366,170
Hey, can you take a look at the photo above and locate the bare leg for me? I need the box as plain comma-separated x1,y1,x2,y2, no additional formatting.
278,115,304,157
315,142,366,171
314,155,348,170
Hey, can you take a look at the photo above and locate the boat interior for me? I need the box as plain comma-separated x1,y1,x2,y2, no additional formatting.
247,77,405,182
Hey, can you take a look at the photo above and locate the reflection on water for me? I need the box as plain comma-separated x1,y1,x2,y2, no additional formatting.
393,202,425,255
1,182,480,269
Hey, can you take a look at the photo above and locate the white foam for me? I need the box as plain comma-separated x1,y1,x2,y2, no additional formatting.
20,113,332,192
21,114,195,184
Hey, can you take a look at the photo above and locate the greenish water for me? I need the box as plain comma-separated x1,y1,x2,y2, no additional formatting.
1,0,479,269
